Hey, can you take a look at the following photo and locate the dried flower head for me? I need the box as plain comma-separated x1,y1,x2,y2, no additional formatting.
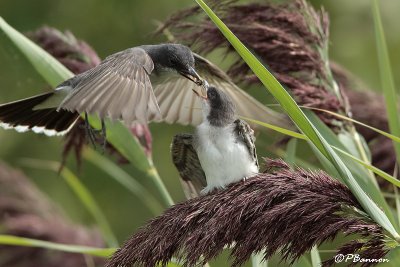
0,161,105,267
107,159,392,267
159,0,347,131
26,26,101,73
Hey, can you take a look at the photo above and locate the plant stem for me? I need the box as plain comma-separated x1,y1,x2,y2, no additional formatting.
147,159,174,206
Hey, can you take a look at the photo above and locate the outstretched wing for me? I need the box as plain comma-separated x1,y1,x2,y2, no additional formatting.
234,119,259,169
151,53,288,127
58,47,162,124
171,133,206,199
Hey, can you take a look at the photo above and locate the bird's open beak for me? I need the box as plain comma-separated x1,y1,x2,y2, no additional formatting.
192,88,208,100
192,80,208,100
180,67,203,86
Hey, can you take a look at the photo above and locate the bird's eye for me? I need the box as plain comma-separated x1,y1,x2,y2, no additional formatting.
170,58,177,66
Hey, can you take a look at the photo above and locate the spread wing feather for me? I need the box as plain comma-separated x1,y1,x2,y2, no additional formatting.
233,119,259,169
171,133,206,199
58,47,161,124
151,53,288,127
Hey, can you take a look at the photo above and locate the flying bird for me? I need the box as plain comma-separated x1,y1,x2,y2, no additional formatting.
0,44,203,136
171,86,259,198
0,43,288,138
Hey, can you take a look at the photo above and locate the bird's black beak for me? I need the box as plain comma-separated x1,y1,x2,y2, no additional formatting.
180,67,203,86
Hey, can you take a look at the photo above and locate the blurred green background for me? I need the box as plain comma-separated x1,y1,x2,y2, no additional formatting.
0,0,399,262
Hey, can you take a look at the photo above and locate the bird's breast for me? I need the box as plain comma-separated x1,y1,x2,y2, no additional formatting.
195,122,258,193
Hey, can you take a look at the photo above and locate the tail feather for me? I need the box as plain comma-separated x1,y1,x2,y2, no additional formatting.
0,93,79,136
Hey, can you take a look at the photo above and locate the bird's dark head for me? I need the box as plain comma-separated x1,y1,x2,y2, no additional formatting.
143,44,202,85
195,86,236,127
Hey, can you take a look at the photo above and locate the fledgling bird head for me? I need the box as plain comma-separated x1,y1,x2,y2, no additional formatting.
142,44,202,85
195,86,236,127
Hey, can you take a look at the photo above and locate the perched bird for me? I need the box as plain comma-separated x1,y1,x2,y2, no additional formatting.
0,43,287,138
0,43,203,136
171,86,259,198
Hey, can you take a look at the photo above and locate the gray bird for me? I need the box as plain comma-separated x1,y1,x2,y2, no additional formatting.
0,43,286,137
0,44,202,136
171,86,259,198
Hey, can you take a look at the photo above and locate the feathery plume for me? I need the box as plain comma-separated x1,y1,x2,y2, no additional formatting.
160,0,399,187
107,159,393,267
0,161,105,267
159,0,347,131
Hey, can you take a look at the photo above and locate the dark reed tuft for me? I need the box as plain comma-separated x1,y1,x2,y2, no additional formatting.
107,159,392,267
161,0,399,189
0,161,105,267
27,26,153,168
159,0,346,131
27,26,101,73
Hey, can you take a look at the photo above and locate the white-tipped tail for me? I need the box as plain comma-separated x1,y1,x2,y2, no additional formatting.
0,92,79,136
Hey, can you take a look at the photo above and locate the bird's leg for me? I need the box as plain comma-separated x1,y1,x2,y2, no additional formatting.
84,112,97,148
100,119,107,153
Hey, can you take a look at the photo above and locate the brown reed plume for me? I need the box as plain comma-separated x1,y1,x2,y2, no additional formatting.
158,0,347,131
0,161,105,267
107,159,393,267
160,0,399,183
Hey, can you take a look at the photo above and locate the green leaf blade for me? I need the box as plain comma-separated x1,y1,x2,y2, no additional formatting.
372,0,400,164
0,17,73,86
0,235,115,257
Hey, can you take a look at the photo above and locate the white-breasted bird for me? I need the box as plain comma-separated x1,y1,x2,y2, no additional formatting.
171,86,259,198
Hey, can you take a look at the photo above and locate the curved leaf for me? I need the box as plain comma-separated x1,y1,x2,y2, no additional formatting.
0,234,115,257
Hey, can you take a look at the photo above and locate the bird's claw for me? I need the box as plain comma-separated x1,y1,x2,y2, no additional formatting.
83,113,107,153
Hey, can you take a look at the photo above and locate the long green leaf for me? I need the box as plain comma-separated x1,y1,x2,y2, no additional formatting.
0,235,115,257
83,148,164,215
249,114,400,189
0,17,72,86
195,0,399,240
310,246,321,267
242,117,306,140
0,16,174,207
332,146,400,188
0,235,181,266
88,116,174,207
268,103,400,146
19,159,118,247
302,106,400,144
394,184,400,226
60,167,119,247
372,0,400,164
